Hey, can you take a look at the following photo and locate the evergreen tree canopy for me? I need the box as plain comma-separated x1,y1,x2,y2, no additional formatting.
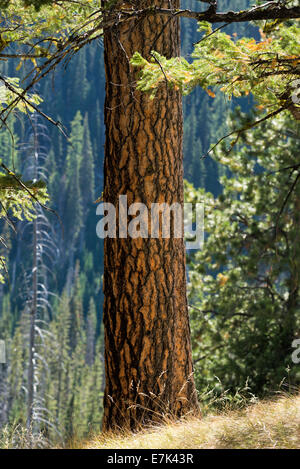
187,111,300,394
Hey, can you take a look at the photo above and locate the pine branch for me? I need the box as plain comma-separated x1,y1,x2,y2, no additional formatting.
116,5,300,25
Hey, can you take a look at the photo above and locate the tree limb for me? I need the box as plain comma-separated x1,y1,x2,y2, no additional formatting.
117,5,300,25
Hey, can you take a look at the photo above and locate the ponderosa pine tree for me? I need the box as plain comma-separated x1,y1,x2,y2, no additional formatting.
102,0,199,430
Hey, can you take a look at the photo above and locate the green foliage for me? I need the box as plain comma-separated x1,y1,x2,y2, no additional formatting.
187,111,300,395
0,0,100,122
0,0,52,8
131,21,300,123
0,77,42,114
0,173,47,225
0,170,48,282
0,0,95,41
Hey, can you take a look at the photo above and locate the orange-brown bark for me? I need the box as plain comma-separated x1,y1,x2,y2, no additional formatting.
102,0,199,431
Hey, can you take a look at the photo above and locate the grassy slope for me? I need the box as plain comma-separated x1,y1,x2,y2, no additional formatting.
80,394,300,449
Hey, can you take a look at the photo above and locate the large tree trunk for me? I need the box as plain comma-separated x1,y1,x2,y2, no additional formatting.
102,0,199,431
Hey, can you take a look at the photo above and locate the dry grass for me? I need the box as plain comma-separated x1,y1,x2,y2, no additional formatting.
0,424,50,449
80,393,300,449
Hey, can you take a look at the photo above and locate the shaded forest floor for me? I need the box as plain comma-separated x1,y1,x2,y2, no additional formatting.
77,393,300,449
